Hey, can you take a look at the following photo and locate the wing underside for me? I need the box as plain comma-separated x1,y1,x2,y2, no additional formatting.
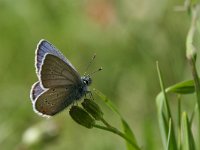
40,54,81,88
33,87,73,116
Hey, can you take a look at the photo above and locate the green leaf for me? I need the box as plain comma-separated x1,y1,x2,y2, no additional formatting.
155,79,196,96
94,89,140,150
181,112,196,150
166,80,195,94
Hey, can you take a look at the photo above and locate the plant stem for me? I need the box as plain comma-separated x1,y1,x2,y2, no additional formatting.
93,124,140,150
186,4,200,149
177,95,181,150
100,118,112,128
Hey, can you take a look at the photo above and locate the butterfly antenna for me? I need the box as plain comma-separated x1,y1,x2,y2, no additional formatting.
88,67,103,76
84,53,96,75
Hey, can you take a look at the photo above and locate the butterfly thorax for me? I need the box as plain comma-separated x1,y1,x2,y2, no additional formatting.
68,76,92,101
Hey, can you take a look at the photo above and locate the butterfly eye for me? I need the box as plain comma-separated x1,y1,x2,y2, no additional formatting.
83,80,88,85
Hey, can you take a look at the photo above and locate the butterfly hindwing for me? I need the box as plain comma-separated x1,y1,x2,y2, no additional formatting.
40,54,81,88
30,81,45,102
34,87,73,116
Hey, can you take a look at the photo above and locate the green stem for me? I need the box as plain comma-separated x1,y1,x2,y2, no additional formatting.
177,95,181,150
190,103,198,125
189,58,200,148
186,4,200,149
189,56,200,108
93,124,140,150
100,118,112,128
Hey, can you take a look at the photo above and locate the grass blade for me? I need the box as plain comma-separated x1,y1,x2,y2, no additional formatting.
181,112,196,150
156,92,168,148
156,62,177,150
167,118,172,150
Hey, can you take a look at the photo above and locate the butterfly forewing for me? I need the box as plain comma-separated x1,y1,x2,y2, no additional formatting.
34,87,73,116
40,54,81,88
35,40,77,76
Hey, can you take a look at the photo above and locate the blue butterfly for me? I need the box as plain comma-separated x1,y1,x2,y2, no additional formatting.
30,39,92,117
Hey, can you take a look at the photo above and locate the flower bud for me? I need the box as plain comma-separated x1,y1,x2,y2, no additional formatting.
81,99,103,120
69,106,95,129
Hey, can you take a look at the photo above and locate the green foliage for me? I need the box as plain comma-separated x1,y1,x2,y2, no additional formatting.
155,2,200,150
156,63,177,150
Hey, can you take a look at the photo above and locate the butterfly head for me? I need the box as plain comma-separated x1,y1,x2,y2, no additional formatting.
81,76,92,86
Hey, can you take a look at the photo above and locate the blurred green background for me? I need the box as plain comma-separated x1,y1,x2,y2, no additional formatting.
0,0,197,149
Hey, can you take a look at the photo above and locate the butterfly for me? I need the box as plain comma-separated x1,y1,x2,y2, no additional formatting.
30,39,92,117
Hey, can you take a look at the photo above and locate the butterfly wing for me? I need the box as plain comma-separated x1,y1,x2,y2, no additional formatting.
30,81,45,102
35,39,77,76
40,54,81,88
33,87,73,116
32,40,84,117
